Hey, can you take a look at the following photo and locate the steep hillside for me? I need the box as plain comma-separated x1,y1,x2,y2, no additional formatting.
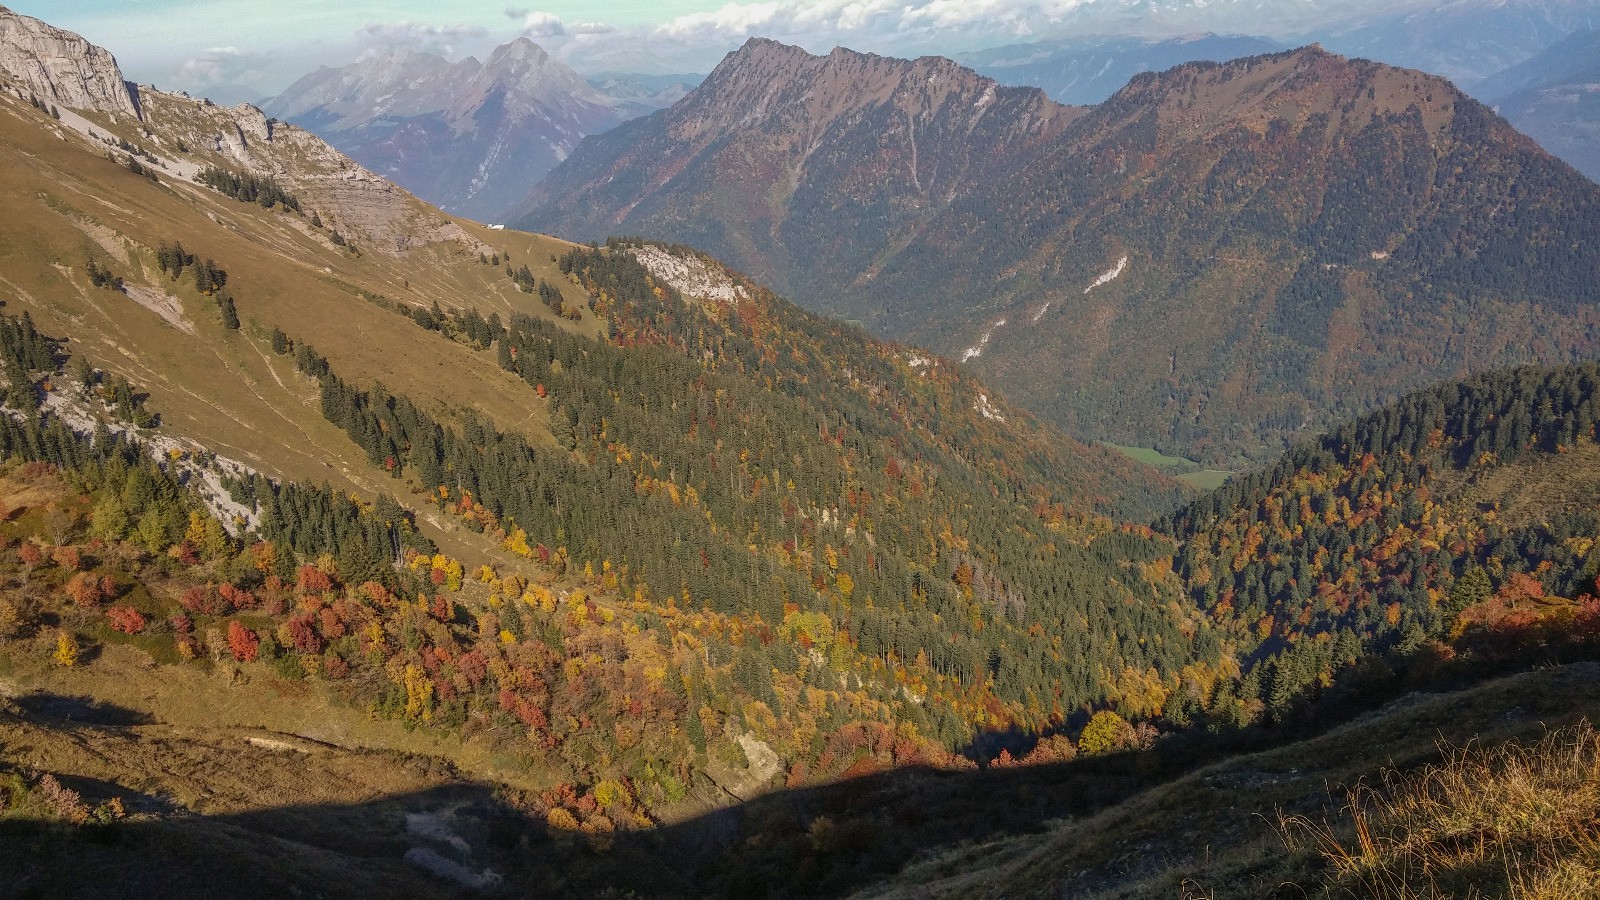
517,38,1083,299
9,9,1600,897
1475,29,1600,182
853,362,1600,895
0,15,591,549
9,348,1600,897
860,663,1600,899
522,42,1600,466
1163,363,1600,727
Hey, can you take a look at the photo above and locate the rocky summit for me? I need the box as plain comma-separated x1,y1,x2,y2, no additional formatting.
0,4,141,119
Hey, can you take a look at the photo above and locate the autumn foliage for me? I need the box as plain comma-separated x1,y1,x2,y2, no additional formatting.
106,606,146,635
226,620,259,662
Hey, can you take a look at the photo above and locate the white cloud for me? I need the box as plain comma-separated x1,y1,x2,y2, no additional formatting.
172,45,279,101
520,11,566,36
524,0,1125,76
647,0,1084,46
517,11,615,38
358,20,488,56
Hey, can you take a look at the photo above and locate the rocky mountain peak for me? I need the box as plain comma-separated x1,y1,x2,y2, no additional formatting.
688,36,1070,132
472,37,604,107
266,36,629,220
0,5,142,120
267,49,477,129
1090,43,1477,149
488,37,549,65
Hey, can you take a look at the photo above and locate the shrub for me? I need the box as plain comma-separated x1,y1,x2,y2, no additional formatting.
53,631,79,667
106,606,146,635
1078,710,1136,755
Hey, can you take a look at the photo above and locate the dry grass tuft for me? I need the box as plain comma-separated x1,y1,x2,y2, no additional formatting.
1283,722,1600,899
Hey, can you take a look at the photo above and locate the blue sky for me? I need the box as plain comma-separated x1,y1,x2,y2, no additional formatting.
6,0,1365,103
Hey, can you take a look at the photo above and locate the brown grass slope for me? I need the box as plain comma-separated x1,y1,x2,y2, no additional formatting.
860,662,1600,899
0,73,602,564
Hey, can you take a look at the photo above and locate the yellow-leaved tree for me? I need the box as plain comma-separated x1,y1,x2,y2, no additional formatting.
53,630,80,667
1077,710,1135,755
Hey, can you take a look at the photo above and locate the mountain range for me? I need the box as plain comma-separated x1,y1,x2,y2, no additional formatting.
960,29,1600,180
256,1,1600,222
1474,28,1600,181
263,40,690,222
984,0,1600,85
5,5,1600,897
520,38,1600,467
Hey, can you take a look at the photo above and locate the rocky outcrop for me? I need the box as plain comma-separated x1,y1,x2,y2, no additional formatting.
0,5,140,120
0,6,483,256
116,85,488,256
704,732,784,801
629,244,749,305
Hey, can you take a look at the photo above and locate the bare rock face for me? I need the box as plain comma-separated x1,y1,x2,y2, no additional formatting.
141,89,484,255
704,731,784,801
0,5,141,120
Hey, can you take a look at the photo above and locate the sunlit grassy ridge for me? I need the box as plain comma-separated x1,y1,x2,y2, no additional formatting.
1287,722,1600,899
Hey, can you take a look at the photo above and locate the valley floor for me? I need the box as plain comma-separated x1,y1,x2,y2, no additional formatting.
5,634,1599,898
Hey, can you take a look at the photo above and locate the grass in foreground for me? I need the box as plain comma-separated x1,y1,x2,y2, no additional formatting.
1285,722,1600,899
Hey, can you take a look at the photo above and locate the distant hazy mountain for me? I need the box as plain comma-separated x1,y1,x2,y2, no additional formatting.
960,34,1284,105
1315,0,1599,84
585,71,703,118
266,40,633,222
957,0,1598,86
520,40,1600,465
1472,29,1600,181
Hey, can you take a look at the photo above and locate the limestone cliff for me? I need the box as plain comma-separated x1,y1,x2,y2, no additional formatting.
0,5,483,256
0,5,141,120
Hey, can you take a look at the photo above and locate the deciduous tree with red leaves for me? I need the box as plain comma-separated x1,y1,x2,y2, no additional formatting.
297,564,334,594
226,620,259,662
